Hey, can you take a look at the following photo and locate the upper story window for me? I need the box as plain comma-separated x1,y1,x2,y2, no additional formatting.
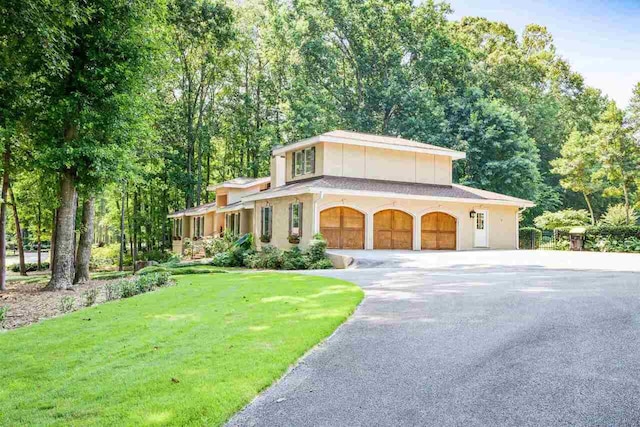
292,147,315,177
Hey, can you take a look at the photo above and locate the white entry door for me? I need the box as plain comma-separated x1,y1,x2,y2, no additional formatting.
474,210,488,247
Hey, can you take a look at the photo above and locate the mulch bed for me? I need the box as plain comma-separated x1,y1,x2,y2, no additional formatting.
0,276,120,330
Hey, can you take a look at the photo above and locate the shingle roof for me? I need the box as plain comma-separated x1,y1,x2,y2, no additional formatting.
244,176,534,207
167,201,217,218
207,176,270,191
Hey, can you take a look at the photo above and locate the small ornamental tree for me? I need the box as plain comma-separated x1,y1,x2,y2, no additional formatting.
534,209,591,230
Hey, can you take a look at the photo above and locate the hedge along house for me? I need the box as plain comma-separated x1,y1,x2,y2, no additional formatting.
168,130,534,255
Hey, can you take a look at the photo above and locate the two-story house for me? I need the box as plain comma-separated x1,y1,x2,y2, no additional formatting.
169,130,534,254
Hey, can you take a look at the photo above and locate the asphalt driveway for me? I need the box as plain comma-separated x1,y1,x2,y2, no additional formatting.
229,251,640,426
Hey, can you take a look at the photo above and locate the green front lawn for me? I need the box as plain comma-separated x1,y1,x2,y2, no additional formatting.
0,273,363,426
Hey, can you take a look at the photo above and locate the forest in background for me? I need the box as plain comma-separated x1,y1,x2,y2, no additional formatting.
2,0,639,289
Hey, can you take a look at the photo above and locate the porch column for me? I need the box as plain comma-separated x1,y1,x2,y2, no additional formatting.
365,213,374,249
413,215,421,251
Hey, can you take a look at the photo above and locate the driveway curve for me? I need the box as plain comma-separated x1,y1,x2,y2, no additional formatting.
228,251,640,426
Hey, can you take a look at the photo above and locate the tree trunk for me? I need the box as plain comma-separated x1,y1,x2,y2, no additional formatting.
50,209,57,271
583,192,595,225
46,170,78,290
9,186,26,276
73,196,95,284
36,203,42,270
119,183,126,271
0,147,9,292
132,191,138,272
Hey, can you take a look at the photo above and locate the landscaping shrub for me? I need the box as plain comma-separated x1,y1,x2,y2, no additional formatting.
600,204,638,227
104,283,121,301
211,246,246,267
534,209,591,230
60,297,76,313
82,289,99,307
138,249,173,264
0,306,7,327
9,262,50,273
244,245,283,269
309,258,334,270
555,225,640,253
91,244,131,269
203,236,232,257
242,234,334,270
519,227,542,249
307,234,328,262
281,247,309,270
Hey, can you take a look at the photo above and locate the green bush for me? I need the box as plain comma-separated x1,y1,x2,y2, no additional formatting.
60,296,76,313
238,234,334,271
600,204,638,227
138,249,173,263
104,283,121,301
519,227,542,249
307,234,328,262
9,262,49,273
244,245,283,269
281,247,310,270
91,244,131,269
309,258,334,270
555,225,640,253
534,209,591,230
82,289,99,307
0,306,7,327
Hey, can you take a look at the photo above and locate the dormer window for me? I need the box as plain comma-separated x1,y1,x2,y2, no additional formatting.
292,147,315,177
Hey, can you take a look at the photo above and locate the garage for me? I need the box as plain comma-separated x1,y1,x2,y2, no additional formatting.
320,207,365,249
421,212,456,250
374,209,413,250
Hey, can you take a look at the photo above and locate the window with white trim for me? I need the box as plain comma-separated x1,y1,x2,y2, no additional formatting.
288,201,303,236
261,206,272,238
292,147,316,177
225,213,241,236
193,216,205,238
173,218,183,239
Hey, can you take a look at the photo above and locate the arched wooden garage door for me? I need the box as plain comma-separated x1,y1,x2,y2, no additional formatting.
421,212,456,250
320,207,365,249
374,209,413,250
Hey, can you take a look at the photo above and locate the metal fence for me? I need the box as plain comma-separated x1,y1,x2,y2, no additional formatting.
519,229,557,250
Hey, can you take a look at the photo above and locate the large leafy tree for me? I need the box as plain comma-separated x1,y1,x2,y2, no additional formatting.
551,131,602,224
453,96,541,201
592,102,640,224
33,0,164,290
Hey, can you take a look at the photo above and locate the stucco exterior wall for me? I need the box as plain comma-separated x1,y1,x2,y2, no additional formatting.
285,144,324,183
252,192,519,252
314,194,519,250
254,193,316,250
319,142,453,185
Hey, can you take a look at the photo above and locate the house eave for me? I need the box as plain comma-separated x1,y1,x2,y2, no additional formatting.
243,186,534,208
271,136,466,160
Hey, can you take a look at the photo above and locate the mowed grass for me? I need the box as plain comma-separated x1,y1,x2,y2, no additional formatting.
0,273,363,426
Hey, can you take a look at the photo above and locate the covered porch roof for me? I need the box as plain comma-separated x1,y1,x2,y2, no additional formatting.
167,201,217,219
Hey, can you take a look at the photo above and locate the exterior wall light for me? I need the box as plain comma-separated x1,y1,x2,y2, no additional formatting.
469,209,477,218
